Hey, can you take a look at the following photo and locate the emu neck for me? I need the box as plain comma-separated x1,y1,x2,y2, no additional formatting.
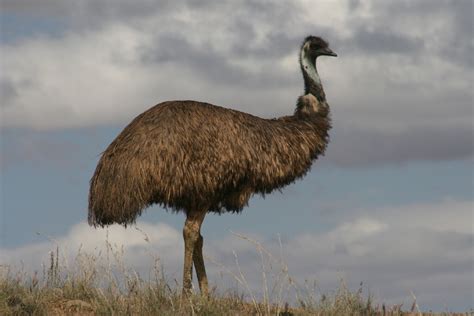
300,52,327,103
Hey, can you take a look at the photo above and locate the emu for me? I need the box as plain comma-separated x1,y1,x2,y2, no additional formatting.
88,35,337,296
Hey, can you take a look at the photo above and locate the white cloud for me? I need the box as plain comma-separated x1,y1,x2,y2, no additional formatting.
1,198,472,310
369,199,474,234
1,24,156,129
0,221,183,278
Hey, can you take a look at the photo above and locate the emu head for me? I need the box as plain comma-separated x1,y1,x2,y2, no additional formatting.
301,36,337,60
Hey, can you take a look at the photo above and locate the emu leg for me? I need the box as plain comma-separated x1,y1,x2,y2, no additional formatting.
193,234,209,297
182,211,206,297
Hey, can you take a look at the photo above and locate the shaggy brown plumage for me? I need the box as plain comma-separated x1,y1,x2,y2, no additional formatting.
89,100,330,225
88,35,336,296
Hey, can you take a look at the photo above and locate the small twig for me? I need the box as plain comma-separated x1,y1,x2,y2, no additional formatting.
233,250,260,313
134,226,150,243
229,231,279,263
410,290,422,316
205,253,260,313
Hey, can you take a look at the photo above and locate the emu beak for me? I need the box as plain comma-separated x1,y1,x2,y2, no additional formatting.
321,48,337,57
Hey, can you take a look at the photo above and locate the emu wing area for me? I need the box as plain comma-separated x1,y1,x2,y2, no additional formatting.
88,101,329,226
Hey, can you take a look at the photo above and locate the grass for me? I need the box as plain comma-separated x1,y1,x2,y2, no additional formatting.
0,234,470,315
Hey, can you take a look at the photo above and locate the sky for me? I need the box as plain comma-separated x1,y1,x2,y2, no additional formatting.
0,0,473,312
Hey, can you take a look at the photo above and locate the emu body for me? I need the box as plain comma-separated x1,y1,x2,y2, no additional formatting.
89,101,330,224
89,36,336,296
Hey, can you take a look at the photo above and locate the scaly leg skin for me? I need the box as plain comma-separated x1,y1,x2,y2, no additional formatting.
182,211,206,298
193,234,209,297
182,225,196,297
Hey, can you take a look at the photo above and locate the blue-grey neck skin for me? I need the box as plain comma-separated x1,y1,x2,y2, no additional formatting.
300,42,327,104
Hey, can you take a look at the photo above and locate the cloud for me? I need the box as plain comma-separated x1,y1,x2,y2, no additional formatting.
325,125,474,167
1,198,472,310
0,78,19,106
0,0,170,35
368,0,473,67
0,221,184,278
1,0,472,166
348,28,424,55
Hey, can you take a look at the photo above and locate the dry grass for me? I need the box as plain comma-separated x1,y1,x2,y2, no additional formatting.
0,235,470,316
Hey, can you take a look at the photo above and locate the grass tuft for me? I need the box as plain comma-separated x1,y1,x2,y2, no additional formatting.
0,234,470,315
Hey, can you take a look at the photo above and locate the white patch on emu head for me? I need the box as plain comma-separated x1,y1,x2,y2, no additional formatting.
300,42,321,85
